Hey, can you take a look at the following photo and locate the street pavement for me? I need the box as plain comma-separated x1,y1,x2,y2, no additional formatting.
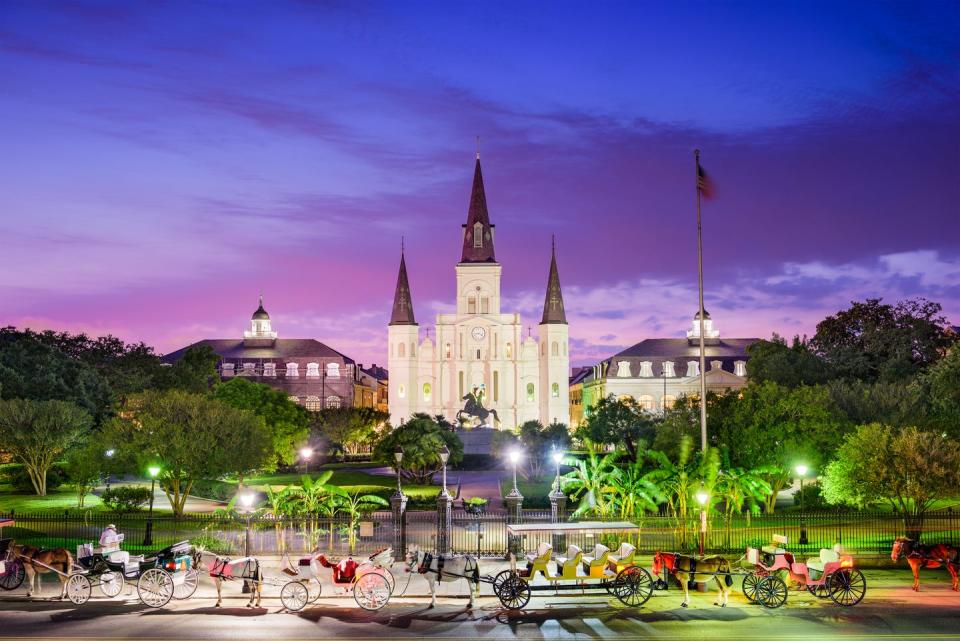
2,566,959,640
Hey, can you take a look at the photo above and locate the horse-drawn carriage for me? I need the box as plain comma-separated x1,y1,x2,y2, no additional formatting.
279,548,395,611
0,537,26,592
740,535,866,608
494,522,654,610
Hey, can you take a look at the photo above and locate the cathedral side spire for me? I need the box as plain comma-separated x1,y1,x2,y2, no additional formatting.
389,248,417,326
461,155,497,263
540,237,567,324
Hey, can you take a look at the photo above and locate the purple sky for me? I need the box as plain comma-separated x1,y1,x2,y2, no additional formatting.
2,1,958,367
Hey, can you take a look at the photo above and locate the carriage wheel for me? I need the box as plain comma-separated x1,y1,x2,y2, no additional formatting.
354,572,391,611
756,575,788,609
612,566,653,608
492,570,514,597
497,575,530,610
173,569,199,600
99,571,124,598
742,574,762,603
281,581,309,611
66,574,92,605
308,579,323,603
806,574,831,599
0,560,25,591
380,568,396,595
137,568,173,608
828,569,866,607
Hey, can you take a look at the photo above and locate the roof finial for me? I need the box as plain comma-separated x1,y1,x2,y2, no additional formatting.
551,233,555,255
259,293,263,307
476,135,480,160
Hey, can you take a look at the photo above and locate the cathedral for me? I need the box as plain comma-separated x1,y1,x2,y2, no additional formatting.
387,155,570,429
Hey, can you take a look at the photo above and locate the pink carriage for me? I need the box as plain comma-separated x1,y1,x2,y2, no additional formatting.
742,534,866,608
279,547,395,611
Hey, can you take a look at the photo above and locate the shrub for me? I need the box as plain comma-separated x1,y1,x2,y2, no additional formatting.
2,463,68,493
101,486,153,512
190,479,236,502
794,481,826,510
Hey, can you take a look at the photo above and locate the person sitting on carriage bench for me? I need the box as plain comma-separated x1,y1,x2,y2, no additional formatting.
99,524,121,551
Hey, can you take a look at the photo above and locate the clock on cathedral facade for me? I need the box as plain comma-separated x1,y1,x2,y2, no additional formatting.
387,154,570,429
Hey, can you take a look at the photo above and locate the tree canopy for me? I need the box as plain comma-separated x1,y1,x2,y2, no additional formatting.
311,406,388,457
745,334,830,387
372,413,463,484
575,395,654,460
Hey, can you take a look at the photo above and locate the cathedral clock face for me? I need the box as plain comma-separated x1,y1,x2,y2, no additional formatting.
471,326,486,341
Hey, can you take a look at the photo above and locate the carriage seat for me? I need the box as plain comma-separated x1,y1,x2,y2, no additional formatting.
807,545,842,572
525,542,553,565
555,545,582,580
762,534,789,556
316,555,358,584
582,544,611,578
608,542,636,570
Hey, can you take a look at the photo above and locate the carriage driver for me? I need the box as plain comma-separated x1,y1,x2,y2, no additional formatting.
99,523,121,551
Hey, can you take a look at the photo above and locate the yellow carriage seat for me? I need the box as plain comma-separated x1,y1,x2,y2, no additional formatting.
582,544,611,578
524,542,553,578
555,544,583,580
608,542,636,571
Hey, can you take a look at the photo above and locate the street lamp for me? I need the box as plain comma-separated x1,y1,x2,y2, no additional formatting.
300,447,313,474
796,464,809,545
507,449,523,498
695,484,709,557
143,465,161,546
394,445,404,495
438,445,450,497
551,449,564,493
104,449,115,492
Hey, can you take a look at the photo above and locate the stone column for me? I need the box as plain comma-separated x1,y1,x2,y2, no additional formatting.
505,488,524,558
436,490,453,554
549,486,567,551
390,491,407,557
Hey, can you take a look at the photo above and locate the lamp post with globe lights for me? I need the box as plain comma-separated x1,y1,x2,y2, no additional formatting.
390,445,407,556
695,485,709,557
548,448,567,549
143,465,161,546
439,445,451,497
104,449,115,492
796,464,809,545
505,448,525,555
300,447,313,474
436,444,453,553
507,449,523,499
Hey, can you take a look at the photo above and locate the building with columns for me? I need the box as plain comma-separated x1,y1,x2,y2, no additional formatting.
387,155,570,429
574,311,759,426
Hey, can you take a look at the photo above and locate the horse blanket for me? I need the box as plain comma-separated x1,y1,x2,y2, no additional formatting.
209,557,259,580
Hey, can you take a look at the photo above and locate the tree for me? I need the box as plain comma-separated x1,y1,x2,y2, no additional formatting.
106,390,270,515
64,438,109,508
312,407,388,458
0,398,91,495
372,414,463,484
213,378,311,467
812,298,954,382
335,492,389,553
575,395,654,460
826,378,930,429
0,328,113,424
821,423,960,539
561,445,619,519
160,345,221,393
514,420,572,479
746,334,830,387
922,345,960,437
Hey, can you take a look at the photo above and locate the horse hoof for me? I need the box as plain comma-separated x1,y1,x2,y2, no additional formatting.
681,603,688,608
721,603,726,608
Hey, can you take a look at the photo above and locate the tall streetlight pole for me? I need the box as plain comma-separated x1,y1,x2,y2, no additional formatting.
240,492,255,593
394,446,404,495
796,464,809,545
696,484,709,558
694,149,708,452
143,465,160,546
439,445,450,497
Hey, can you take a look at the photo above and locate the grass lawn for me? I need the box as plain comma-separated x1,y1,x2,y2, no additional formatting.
0,488,105,514
237,469,441,505
498,476,575,509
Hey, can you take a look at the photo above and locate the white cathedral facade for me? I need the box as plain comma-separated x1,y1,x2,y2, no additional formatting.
387,155,570,429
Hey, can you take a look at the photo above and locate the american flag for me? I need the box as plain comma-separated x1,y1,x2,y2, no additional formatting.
697,162,715,199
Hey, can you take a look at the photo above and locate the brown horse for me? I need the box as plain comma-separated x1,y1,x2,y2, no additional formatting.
891,537,959,591
652,551,733,608
10,543,73,599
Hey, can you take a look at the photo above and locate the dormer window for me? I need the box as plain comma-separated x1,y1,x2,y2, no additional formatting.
734,360,747,377
263,363,276,377
663,361,676,377
306,363,320,378
686,361,699,377
221,363,235,377
711,360,724,372
286,363,299,378
473,221,483,248
242,362,256,376
639,361,653,377
616,361,631,377
326,363,340,378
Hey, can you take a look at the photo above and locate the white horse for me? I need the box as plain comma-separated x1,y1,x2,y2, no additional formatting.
405,545,480,608
196,550,263,608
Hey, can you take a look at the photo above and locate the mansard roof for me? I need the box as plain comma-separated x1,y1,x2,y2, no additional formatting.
460,157,497,263
161,339,355,363
613,338,758,360
389,251,417,326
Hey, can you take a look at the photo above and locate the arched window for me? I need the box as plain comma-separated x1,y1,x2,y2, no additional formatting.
306,362,320,378
423,382,431,402
325,395,341,409
468,295,477,314
305,396,322,412
551,341,559,357
445,343,452,359
326,362,340,378
286,363,299,378
637,395,655,412
398,384,406,399
526,383,535,403
551,382,560,398
288,395,300,405
410,342,416,357
398,343,406,357
481,297,489,314
506,342,513,359
473,221,483,248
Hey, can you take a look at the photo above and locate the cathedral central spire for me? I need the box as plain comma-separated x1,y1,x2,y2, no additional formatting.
461,156,496,263
541,237,567,325
389,247,417,326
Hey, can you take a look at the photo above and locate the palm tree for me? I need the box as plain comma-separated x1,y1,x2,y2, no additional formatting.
560,443,618,519
280,472,343,549
334,492,389,553
713,465,774,546
608,457,664,520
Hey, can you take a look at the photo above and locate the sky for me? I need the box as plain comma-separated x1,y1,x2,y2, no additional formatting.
1,0,958,367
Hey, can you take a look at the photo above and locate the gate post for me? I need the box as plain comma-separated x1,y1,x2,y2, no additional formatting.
505,489,524,557
549,486,567,551
436,491,453,554
390,490,407,557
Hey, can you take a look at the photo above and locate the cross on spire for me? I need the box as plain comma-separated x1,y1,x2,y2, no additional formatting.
541,236,567,325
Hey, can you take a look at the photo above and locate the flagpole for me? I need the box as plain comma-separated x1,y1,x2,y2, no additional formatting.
695,149,708,452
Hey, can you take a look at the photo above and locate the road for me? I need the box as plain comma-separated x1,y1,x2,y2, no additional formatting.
2,568,959,640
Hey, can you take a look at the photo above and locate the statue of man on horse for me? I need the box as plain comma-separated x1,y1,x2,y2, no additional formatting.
456,385,500,428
